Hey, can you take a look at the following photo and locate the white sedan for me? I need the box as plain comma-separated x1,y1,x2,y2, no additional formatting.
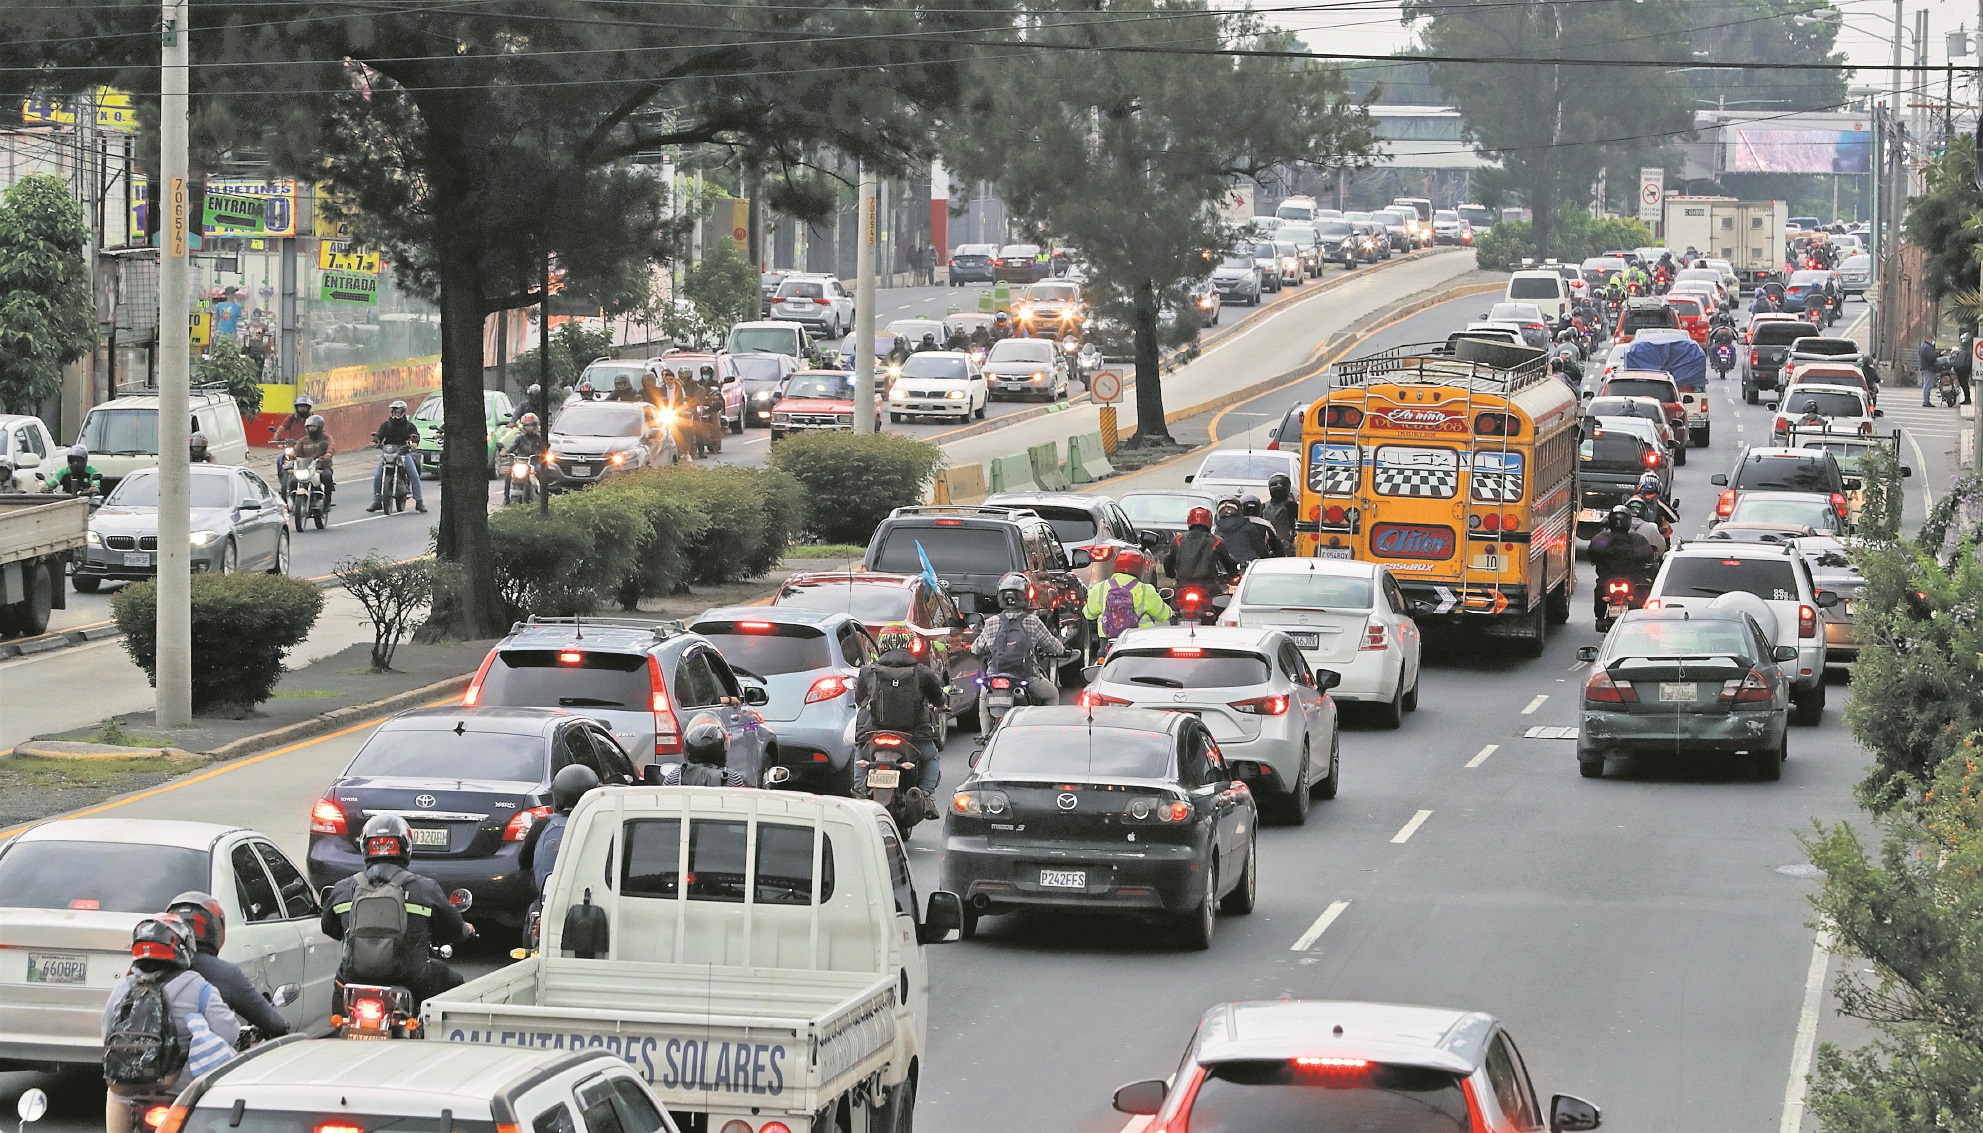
0,818,338,1068
1182,449,1301,500
1221,557,1423,728
887,351,989,423
1081,626,1339,826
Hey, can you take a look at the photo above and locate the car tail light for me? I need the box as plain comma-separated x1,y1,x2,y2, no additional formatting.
1170,646,1204,656
649,657,683,755
462,650,496,706
812,297,830,306
805,674,851,703
1716,488,1736,517
310,797,347,835
1127,796,1192,822
1774,417,1789,433
1799,604,1817,638
1359,623,1387,651
1719,670,1774,704
1643,450,1661,468
503,805,553,841
142,1107,172,1131
1078,689,1131,707
1750,348,1760,365
1584,668,1639,703
719,1124,753,1133
1296,1056,1371,1069
1831,491,1848,518
1860,421,1874,436
1230,694,1288,715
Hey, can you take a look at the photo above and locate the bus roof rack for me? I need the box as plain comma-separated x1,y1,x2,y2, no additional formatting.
1335,339,1552,392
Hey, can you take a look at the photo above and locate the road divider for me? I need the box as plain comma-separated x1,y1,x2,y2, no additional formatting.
1068,432,1116,483
1029,441,1073,491
988,453,1037,494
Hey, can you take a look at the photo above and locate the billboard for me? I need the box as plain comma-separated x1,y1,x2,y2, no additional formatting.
1726,126,1871,174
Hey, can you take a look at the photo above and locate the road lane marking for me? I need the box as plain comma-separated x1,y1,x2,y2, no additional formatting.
1465,744,1498,768
1390,810,1433,844
1778,932,1834,1133
1900,427,1936,512
1521,694,1549,714
1290,900,1351,950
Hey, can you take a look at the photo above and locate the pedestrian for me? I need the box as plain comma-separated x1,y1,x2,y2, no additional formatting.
920,243,938,286
1919,337,1941,407
1957,331,1975,406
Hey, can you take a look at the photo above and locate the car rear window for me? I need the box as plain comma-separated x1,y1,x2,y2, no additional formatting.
346,728,547,782
1198,452,1295,481
728,327,800,355
1101,648,1272,688
1184,1060,1470,1133
1781,390,1865,418
478,649,651,709
691,621,833,677
0,842,209,913
775,281,825,299
1122,493,1212,527
986,726,1173,778
1658,556,1800,601
1240,571,1373,610
872,526,1013,574
1607,619,1756,660
1791,339,1856,356
1507,276,1562,299
1668,299,1702,317
619,819,835,904
1581,431,1652,466
1012,505,1099,544
1728,496,1835,529
1622,309,1677,330
1754,322,1813,346
1735,455,1839,492
1604,379,1677,401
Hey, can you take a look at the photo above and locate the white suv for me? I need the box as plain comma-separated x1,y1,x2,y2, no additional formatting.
1769,382,1878,444
1646,541,1842,724
768,273,856,338
887,350,988,422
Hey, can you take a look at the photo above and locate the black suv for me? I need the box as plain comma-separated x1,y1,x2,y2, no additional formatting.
1745,319,1821,402
863,505,1091,673
1577,423,1665,538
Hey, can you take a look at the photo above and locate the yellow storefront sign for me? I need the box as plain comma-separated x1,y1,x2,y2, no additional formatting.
317,241,382,273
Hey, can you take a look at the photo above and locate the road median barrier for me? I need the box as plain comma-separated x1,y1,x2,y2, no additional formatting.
1068,432,1117,483
932,463,989,504
12,741,207,764
1029,442,1073,491
989,453,1037,494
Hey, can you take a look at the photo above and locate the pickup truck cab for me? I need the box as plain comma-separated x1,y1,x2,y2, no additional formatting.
769,370,881,442
425,789,962,1133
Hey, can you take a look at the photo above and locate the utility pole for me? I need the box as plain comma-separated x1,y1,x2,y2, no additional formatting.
853,164,877,434
155,0,192,727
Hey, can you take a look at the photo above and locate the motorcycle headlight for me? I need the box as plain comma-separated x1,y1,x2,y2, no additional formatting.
190,530,221,548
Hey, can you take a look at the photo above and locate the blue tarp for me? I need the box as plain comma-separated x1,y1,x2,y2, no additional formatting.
1621,334,1709,390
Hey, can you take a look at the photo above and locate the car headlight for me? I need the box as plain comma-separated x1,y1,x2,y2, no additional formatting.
890,387,908,400
190,530,220,548
610,451,628,465
837,414,853,425
1031,371,1047,381
85,529,102,546
946,390,966,400
772,413,790,423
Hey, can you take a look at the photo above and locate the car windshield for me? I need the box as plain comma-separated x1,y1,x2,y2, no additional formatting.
1489,304,1540,321
1315,221,1354,237
1101,648,1272,688
986,726,1172,778
553,403,646,437
1737,455,1838,492
1507,277,1561,299
774,580,914,622
1251,242,1277,258
0,842,209,913
1197,452,1292,481
728,327,800,355
1273,229,1313,246
1729,495,1835,528
580,362,647,389
1122,493,1212,526
988,340,1054,364
692,622,833,677
1783,391,1866,418
1240,571,1374,610
108,471,235,509
1183,1060,1471,1133
1607,619,1756,659
1606,379,1677,401
411,398,445,423
476,648,651,710
79,408,159,456
1658,556,1800,600
785,374,855,400
872,526,1011,574
897,355,971,380
1027,283,1079,302
1274,242,1298,256
346,728,547,782
730,355,787,383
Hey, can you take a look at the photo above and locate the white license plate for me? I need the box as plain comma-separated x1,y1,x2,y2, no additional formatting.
410,827,449,847
1658,682,1698,702
1317,547,1352,560
987,690,1015,709
866,769,901,789
1039,869,1087,890
1607,603,1629,616
570,464,591,477
423,452,440,464
25,952,86,984
122,552,150,567
1578,509,1603,523
1288,632,1320,648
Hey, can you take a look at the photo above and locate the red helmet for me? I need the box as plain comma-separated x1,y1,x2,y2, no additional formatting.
1115,548,1147,577
1186,507,1213,529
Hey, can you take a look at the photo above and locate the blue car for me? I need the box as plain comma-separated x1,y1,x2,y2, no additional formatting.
689,607,876,793
1780,269,1833,313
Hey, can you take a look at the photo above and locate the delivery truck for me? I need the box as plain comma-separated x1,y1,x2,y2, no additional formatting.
0,493,84,638
1662,196,1787,288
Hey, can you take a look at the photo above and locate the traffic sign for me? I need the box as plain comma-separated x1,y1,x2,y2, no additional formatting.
1091,369,1123,404
1971,338,1982,369
1637,168,1663,224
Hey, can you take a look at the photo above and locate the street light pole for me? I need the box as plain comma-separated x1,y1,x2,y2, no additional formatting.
853,164,877,434
156,0,192,727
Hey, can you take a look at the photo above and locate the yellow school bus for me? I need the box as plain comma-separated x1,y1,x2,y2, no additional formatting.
1295,339,1581,654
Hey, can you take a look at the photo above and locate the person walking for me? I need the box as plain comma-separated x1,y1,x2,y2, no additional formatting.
1920,337,1942,407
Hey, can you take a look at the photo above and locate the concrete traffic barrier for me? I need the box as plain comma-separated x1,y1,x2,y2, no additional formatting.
1028,442,1072,491
1067,432,1117,483
939,463,988,504
989,453,1037,494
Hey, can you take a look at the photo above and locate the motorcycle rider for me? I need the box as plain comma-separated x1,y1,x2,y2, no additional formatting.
1751,286,1780,315
520,764,599,921
1239,494,1285,557
0,458,17,493
991,312,1015,341
1621,497,1669,556
100,917,239,1133
291,414,336,508
1213,496,1276,567
1587,506,1658,619
163,892,291,1040
915,332,942,354
1629,471,1678,534
367,400,426,513
656,714,751,786
1164,506,1240,612
187,432,214,463
1083,548,1171,651
501,412,548,502
270,394,315,491
855,623,949,818
1261,473,1299,549
972,572,1077,710
319,815,471,1007
44,444,100,495
1550,346,1583,391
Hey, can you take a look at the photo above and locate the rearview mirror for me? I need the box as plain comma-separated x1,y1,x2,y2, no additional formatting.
1903,465,1914,477
1765,401,1779,412
1182,474,1195,484
448,888,474,912
1113,1080,1168,1116
1873,408,1884,417
920,891,963,943
1710,474,1728,486
1550,1094,1602,1132
1774,644,1799,662
16,1088,47,1127
763,766,793,787
1314,669,1341,690
1576,645,1600,662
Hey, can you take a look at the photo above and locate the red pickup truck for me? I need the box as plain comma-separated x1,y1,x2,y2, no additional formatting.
768,369,886,443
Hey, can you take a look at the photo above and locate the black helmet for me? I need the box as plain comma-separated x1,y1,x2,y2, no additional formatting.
682,713,727,767
996,571,1030,612
361,813,412,865
165,891,226,954
1240,493,1263,517
551,763,599,813
1216,496,1241,518
1267,473,1291,500
305,414,326,435
1606,505,1633,534
130,915,195,972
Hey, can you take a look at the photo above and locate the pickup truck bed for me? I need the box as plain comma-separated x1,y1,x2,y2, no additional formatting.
0,494,83,637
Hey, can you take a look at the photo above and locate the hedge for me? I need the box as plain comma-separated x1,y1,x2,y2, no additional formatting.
1473,213,1657,273
769,431,943,544
111,574,325,715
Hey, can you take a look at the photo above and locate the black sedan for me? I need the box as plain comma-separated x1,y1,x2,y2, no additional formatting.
305,707,639,927
941,705,1259,950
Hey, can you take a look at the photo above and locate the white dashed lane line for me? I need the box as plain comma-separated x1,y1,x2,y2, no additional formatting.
1391,810,1434,844
1290,900,1351,951
1521,694,1549,714
1465,744,1499,768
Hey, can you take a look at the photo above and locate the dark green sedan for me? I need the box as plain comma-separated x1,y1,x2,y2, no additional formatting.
412,389,515,479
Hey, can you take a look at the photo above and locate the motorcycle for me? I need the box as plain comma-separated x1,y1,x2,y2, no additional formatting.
690,400,723,457
1711,339,1736,380
1167,584,1228,626
503,451,540,506
331,889,472,1039
978,671,1024,738
1594,574,1646,632
850,730,925,833
376,443,412,513
287,452,329,530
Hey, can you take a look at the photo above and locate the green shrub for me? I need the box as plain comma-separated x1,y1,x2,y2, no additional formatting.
1472,221,1533,273
112,574,325,715
770,431,943,544
654,464,805,581
590,472,708,607
488,507,603,619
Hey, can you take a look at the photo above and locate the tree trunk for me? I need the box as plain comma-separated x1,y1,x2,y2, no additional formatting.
430,248,506,640
1130,279,1171,445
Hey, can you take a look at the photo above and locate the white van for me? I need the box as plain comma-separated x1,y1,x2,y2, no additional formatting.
75,387,250,484
1504,270,1571,322
1274,195,1319,223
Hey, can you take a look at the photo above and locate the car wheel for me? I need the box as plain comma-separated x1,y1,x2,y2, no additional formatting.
219,540,238,575
1517,600,1548,658
1374,679,1404,729
1579,756,1605,779
1402,667,1420,712
975,399,986,420
1273,746,1312,826
1744,385,1759,405
1692,427,1710,446
1674,444,1688,466
1791,681,1826,725
1176,856,1217,951
959,905,979,942
1313,733,1340,800
270,531,290,576
890,412,904,424
1220,834,1257,915
1546,580,1572,625
1755,735,1785,780
72,575,101,594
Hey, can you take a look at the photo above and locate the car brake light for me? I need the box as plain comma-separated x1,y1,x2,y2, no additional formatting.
1750,348,1760,365
1831,491,1848,517
504,805,553,841
462,650,496,706
1716,488,1736,517
1231,694,1288,715
310,798,347,835
1078,689,1131,707
1799,604,1817,639
805,674,851,703
1170,646,1204,656
934,518,963,526
1720,670,1775,704
558,650,584,665
1296,1056,1370,1069
1643,451,1661,468
760,1124,792,1133
1359,623,1387,651
649,657,682,754
142,1107,172,1131
1584,668,1639,703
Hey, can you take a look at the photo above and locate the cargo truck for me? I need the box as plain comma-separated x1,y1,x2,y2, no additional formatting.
1662,196,1787,288
0,494,84,638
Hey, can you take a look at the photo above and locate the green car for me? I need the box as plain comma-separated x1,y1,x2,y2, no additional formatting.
413,390,516,480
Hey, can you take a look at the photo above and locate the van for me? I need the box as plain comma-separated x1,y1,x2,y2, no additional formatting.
1274,195,1319,223
1505,270,1570,321
74,386,249,485
1391,197,1433,223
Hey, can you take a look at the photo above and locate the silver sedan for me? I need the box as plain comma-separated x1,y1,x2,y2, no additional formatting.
72,464,290,592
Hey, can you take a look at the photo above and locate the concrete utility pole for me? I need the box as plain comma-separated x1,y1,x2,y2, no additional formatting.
853,164,877,434
155,0,192,727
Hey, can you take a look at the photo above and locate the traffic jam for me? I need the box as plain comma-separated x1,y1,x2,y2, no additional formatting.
0,213,1902,1133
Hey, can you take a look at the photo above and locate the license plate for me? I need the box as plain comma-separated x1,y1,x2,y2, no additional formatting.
1578,509,1603,523
1317,547,1352,560
1658,682,1698,702
1288,632,1320,648
1607,603,1628,616
423,452,439,464
866,769,901,789
570,464,591,477
987,690,1015,709
25,952,86,984
122,552,150,567
410,827,448,847
1039,869,1087,890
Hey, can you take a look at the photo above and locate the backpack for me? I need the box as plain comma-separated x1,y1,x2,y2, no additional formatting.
677,762,724,787
1098,580,1140,640
986,616,1035,675
343,867,414,984
1173,532,1219,582
102,970,187,1089
869,664,929,732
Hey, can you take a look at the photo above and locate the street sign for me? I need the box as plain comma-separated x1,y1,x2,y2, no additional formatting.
1972,337,1982,369
1091,369,1124,404
202,188,266,234
317,241,381,274
320,270,380,305
1637,168,1663,225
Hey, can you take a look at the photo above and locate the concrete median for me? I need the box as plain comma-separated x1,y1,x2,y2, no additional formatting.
1068,432,1116,483
1029,442,1072,491
989,453,1037,494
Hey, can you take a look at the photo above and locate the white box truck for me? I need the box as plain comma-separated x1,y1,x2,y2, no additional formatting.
423,788,962,1133
1662,196,1787,288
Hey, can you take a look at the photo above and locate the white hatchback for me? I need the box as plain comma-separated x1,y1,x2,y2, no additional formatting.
1082,626,1340,826
1222,557,1423,726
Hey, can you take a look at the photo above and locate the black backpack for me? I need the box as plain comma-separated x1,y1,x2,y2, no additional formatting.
985,617,1035,676
1173,532,1219,582
869,664,929,732
677,761,725,787
343,867,415,983
102,970,186,1089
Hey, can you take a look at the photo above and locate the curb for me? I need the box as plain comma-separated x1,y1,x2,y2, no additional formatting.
13,741,206,763
202,673,473,763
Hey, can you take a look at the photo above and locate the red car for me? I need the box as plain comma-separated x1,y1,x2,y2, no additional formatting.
767,369,885,442
1664,295,1709,347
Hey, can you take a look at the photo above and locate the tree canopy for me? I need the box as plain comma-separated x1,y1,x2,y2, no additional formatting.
0,174,94,415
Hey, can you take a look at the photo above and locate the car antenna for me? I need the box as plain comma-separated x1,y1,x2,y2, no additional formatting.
573,614,583,640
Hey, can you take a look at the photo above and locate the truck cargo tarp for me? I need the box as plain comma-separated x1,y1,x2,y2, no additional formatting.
1622,335,1709,390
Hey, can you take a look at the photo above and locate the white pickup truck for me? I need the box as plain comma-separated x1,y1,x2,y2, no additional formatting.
423,788,962,1133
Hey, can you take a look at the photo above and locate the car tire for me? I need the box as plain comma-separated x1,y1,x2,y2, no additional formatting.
975,400,986,420
1313,733,1340,800
890,412,904,424
270,531,290,576
72,575,101,594
959,906,979,941
1692,427,1709,446
1755,735,1785,780
1674,444,1688,467
1517,600,1548,659
1176,856,1217,951
219,539,238,575
9,562,53,637
1220,834,1257,915
1791,681,1826,725
1546,580,1572,625
1745,385,1759,405
1374,680,1404,729
1579,757,1605,779
1402,668,1420,712
1272,746,1312,826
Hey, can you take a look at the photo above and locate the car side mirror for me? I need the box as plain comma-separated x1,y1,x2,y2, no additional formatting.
1083,664,1102,684
14,453,39,469
1873,408,1884,417
448,888,474,912
1765,401,1779,412
920,891,963,943
742,683,770,706
763,765,793,787
1577,645,1600,662
1314,669,1342,690
1710,474,1728,486
16,1089,47,1127
1112,1080,1168,1116
1581,389,1594,399
1070,549,1091,569
1815,589,1841,609
269,982,302,1008
1182,474,1194,484
1902,465,1914,478
1774,644,1799,662
1550,1094,1602,1132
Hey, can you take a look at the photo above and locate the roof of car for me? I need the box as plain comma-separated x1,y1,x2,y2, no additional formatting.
15,818,238,850
381,706,574,735
1616,606,1751,626
1004,704,1187,734
692,605,851,629
199,1038,615,1111
1244,556,1384,578
1190,1001,1496,1075
1112,626,1284,652
782,571,917,589
985,491,1108,510
1670,538,1798,558
499,618,687,654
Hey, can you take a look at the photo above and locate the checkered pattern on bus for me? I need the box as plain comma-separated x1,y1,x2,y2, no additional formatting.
1307,444,1361,494
1470,452,1525,502
1373,464,1458,497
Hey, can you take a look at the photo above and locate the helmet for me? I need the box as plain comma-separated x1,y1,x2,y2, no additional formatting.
305,414,326,434
130,916,195,971
1623,497,1650,520
1240,493,1262,517
1637,472,1662,493
1607,505,1633,534
550,763,599,814
165,891,226,954
1186,506,1212,529
389,399,408,417
1267,473,1292,499
1216,496,1240,518
293,394,314,413
877,622,916,653
682,712,728,766
994,312,1010,324
1115,548,1147,578
67,444,88,462
361,813,412,865
518,412,540,429
613,374,634,391
996,571,1030,611
527,383,542,398
188,432,209,454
